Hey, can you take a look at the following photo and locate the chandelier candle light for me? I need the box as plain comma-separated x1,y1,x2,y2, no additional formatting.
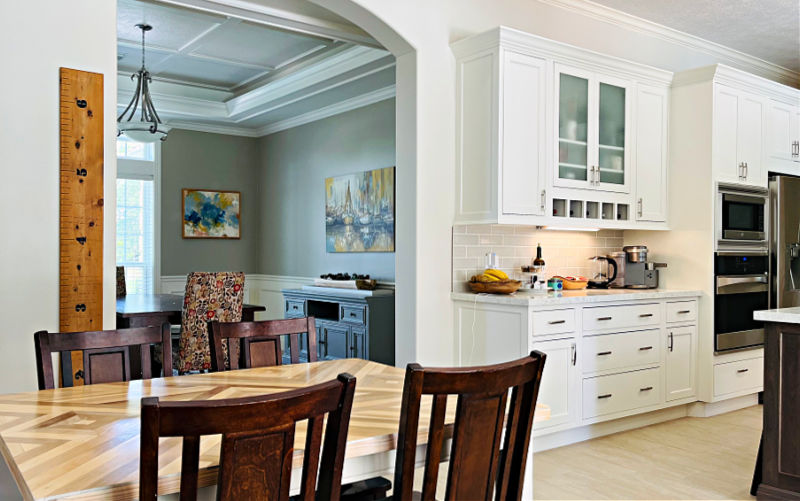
117,24,170,142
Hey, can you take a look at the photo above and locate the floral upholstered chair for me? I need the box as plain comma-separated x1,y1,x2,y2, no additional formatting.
178,272,245,373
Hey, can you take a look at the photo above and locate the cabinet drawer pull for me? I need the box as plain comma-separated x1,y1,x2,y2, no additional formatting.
293,305,299,310
597,316,612,321
548,319,566,325
677,310,691,314
597,351,612,356
640,386,654,392
639,313,654,318
737,368,749,373
350,312,357,317
639,346,653,351
597,394,612,399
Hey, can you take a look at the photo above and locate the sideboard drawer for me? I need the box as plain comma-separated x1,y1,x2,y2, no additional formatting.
340,305,366,325
582,329,660,374
666,300,697,323
582,367,661,419
714,357,763,397
532,308,576,337
285,299,305,317
582,303,661,332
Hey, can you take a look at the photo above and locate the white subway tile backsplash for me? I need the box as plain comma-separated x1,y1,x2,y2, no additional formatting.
452,224,625,291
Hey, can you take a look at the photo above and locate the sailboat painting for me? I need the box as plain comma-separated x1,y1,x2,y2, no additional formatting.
325,166,395,252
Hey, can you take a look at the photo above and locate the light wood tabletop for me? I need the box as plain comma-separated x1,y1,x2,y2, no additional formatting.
0,358,549,500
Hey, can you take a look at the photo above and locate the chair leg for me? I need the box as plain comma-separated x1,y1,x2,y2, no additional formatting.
751,431,763,496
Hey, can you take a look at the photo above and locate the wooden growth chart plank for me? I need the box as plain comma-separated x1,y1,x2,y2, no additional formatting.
59,68,104,386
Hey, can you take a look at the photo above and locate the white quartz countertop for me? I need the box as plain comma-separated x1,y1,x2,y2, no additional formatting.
452,288,702,306
754,307,800,324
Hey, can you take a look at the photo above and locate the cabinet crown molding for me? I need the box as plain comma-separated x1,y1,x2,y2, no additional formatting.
452,26,673,87
673,64,800,104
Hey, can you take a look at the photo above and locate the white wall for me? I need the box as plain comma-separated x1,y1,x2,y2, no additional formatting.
0,1,117,394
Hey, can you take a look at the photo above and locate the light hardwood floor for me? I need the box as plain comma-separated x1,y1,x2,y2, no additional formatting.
532,405,762,500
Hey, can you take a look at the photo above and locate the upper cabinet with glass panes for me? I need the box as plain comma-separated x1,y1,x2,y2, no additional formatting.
452,27,672,229
555,64,631,193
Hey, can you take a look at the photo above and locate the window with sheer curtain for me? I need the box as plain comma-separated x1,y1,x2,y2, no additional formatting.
116,138,157,294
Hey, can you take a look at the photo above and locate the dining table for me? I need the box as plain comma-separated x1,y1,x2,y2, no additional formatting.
0,359,549,500
116,294,267,328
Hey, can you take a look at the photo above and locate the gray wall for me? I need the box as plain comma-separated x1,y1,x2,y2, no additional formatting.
161,129,261,275
258,99,396,281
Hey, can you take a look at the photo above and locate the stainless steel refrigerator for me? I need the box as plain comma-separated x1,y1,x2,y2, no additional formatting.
769,175,800,309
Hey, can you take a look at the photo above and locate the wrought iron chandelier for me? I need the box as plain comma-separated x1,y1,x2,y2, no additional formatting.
117,24,170,143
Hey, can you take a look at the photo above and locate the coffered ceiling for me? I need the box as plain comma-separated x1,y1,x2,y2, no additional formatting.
117,0,395,136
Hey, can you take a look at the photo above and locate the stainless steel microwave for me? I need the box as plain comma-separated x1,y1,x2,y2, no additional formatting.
717,184,768,247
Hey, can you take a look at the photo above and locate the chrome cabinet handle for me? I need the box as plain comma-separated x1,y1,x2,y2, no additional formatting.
639,346,653,351
540,189,546,212
597,351,612,356
744,162,748,179
597,394,612,399
739,162,745,180
669,331,674,352
640,386,654,392
548,319,566,325
637,197,643,217
571,343,576,366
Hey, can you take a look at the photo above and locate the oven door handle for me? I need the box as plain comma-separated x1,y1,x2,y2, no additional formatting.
716,275,768,294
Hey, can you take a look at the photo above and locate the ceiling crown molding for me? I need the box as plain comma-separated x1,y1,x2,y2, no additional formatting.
257,84,395,136
167,121,261,137
537,0,800,88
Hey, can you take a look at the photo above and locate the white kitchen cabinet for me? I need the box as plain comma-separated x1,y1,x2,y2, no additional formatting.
713,84,766,187
532,336,579,430
454,45,546,224
635,85,668,222
665,325,697,401
766,99,800,174
554,64,632,194
452,27,673,229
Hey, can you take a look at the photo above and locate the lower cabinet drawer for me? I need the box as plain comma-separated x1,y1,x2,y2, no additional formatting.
582,368,661,419
582,303,661,332
666,300,697,323
582,329,660,374
714,357,763,397
532,308,576,336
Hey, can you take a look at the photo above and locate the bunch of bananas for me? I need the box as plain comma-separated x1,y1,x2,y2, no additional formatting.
471,268,510,283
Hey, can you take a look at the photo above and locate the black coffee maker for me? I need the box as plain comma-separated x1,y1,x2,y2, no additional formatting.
588,256,618,289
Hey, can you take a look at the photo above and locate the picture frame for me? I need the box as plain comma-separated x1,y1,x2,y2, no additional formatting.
181,188,241,239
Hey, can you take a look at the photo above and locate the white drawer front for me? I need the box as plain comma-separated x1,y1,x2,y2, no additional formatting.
582,329,660,374
666,300,697,323
714,357,763,397
582,303,661,332
582,368,661,419
532,308,576,337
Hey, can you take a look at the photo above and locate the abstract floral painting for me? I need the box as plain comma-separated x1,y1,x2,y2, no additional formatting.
182,189,241,239
325,166,395,252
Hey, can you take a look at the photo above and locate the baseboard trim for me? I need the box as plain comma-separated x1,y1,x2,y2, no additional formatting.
533,405,690,453
688,393,759,418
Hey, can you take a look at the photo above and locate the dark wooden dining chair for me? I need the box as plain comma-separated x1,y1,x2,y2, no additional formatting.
208,317,318,371
377,351,547,501
34,324,172,390
139,372,356,501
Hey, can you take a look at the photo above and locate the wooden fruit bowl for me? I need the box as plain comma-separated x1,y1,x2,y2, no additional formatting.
468,279,522,294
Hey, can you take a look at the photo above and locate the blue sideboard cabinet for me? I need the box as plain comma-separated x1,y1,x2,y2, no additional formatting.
282,287,395,365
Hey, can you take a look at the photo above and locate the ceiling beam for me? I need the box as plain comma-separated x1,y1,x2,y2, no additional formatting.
159,0,382,49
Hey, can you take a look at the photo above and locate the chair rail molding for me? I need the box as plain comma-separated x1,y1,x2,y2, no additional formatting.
160,274,395,320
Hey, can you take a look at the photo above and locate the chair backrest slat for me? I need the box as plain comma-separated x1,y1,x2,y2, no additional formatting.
392,351,546,501
209,318,317,371
34,324,172,390
139,373,356,501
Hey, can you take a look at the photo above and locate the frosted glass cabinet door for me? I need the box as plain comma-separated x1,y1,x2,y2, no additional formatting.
598,82,626,186
558,71,589,183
